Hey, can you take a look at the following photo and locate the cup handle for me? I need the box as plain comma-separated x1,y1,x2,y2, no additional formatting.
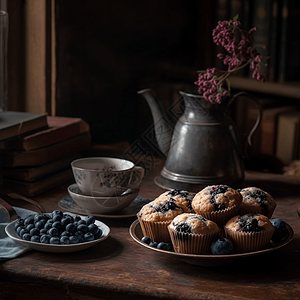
129,166,145,189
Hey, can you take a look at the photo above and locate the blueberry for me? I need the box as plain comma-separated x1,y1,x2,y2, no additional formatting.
15,218,24,229
84,232,95,242
40,234,51,244
88,224,98,235
77,224,88,234
65,223,75,233
60,236,70,245
165,243,173,251
94,229,102,239
34,213,44,222
22,233,32,241
175,223,191,233
24,216,34,226
48,227,59,237
50,236,60,244
40,228,48,235
74,230,84,242
31,235,40,243
41,213,51,221
141,236,152,245
35,220,46,230
157,242,168,250
78,219,86,225
63,214,74,223
30,227,40,236
61,217,72,227
16,226,25,236
19,228,29,238
149,241,158,248
270,218,288,242
85,215,95,226
26,224,35,231
52,214,62,222
74,215,81,222
69,236,79,244
52,221,63,232
44,222,53,230
52,210,63,217
61,230,71,237
211,237,234,255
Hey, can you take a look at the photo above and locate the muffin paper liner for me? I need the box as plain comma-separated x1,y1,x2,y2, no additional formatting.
224,227,275,253
196,205,240,227
137,216,171,243
168,226,221,255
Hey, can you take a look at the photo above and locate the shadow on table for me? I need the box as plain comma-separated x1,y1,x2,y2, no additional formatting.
34,236,123,263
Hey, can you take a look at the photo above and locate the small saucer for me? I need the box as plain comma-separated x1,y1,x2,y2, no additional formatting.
59,195,150,218
68,183,140,214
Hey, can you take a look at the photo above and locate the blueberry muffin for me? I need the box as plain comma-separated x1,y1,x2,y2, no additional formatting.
137,197,185,242
168,213,221,254
238,187,276,218
192,185,242,226
156,189,195,213
224,213,275,253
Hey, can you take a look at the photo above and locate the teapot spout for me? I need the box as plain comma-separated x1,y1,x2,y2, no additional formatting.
137,88,173,156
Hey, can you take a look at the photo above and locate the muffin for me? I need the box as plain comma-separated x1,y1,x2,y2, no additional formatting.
224,213,275,253
238,187,276,218
156,189,195,213
168,213,221,254
192,185,242,226
137,197,185,242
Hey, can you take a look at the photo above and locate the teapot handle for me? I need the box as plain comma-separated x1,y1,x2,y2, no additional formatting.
228,91,263,160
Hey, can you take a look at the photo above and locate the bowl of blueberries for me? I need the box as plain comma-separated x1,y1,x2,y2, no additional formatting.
5,210,110,253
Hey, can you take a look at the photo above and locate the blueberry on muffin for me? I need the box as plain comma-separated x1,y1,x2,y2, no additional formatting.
137,197,186,242
192,184,242,226
157,189,195,213
224,213,275,253
238,187,276,218
168,213,221,254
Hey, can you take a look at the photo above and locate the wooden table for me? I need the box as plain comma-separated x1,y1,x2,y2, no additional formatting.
1,158,300,300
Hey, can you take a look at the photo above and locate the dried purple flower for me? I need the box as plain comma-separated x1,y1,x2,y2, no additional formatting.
195,16,266,104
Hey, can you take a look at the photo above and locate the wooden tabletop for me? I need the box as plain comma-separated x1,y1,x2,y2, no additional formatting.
1,157,300,300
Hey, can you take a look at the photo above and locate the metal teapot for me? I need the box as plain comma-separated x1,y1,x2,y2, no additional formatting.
138,89,262,192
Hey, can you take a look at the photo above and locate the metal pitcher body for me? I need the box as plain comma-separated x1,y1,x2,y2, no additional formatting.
138,89,262,192
159,91,244,191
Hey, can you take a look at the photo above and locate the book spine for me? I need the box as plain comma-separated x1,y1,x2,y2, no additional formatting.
252,0,272,79
278,0,300,82
278,0,289,83
269,0,280,81
275,114,300,165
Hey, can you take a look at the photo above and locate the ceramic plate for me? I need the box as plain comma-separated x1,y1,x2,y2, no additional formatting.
129,219,294,267
59,195,150,218
5,213,110,253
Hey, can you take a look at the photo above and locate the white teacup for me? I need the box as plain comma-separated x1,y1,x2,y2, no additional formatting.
71,157,145,197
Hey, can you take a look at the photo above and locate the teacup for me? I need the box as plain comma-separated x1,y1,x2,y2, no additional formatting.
71,157,145,197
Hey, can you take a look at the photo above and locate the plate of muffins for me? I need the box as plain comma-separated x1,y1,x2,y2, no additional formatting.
129,185,294,267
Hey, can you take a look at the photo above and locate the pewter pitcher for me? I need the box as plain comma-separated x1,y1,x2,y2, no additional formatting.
138,89,262,192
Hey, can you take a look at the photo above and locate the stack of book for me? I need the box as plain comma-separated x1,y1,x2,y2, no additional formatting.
241,100,300,166
0,111,91,196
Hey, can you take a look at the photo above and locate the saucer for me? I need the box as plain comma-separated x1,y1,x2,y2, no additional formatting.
59,195,150,218
68,183,140,214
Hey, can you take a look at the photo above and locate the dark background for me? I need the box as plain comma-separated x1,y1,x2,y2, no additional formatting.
54,0,217,146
